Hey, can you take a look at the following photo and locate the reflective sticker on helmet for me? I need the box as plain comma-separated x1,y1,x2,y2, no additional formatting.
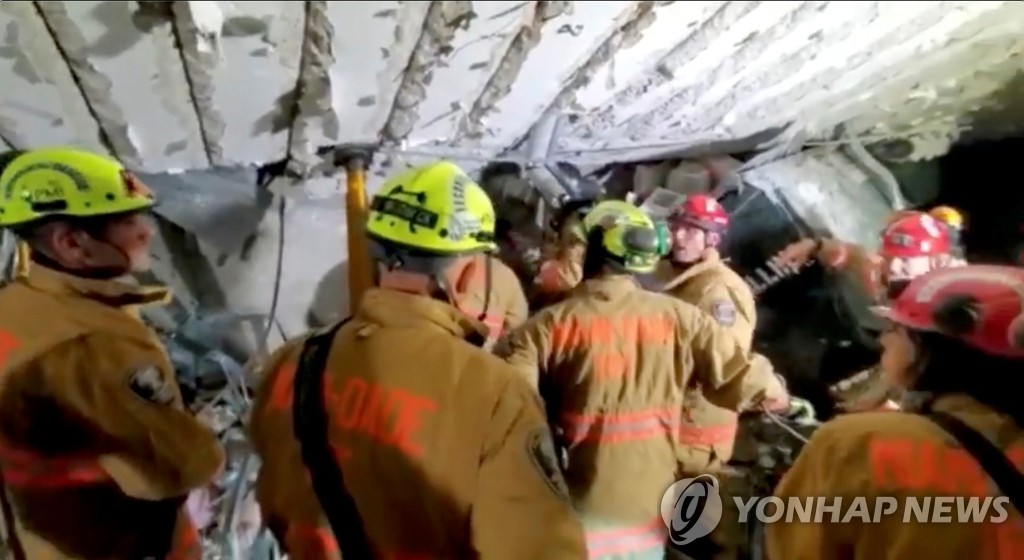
3,161,90,201
447,173,483,242
888,233,915,248
920,215,941,238
915,267,1024,304
711,300,736,327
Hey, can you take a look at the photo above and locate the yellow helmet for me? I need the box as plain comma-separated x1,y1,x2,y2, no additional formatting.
580,200,660,273
929,205,963,230
366,161,496,254
0,147,154,228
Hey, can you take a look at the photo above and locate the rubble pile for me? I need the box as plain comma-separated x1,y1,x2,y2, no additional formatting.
158,314,279,560
724,404,821,560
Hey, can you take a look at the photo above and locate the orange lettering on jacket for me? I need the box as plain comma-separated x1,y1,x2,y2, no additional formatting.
870,439,1024,496
550,315,673,351
991,519,1024,560
871,438,1024,559
267,362,298,411
0,330,19,369
328,378,438,458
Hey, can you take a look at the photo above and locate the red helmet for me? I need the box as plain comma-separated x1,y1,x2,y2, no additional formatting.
879,213,950,258
872,265,1024,358
670,194,729,233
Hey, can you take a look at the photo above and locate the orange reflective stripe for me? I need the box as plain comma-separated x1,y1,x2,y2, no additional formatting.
585,517,666,559
166,515,202,560
0,443,107,488
561,409,737,446
285,523,341,560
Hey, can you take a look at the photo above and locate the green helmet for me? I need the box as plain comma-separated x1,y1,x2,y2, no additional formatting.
0,147,155,228
580,200,660,274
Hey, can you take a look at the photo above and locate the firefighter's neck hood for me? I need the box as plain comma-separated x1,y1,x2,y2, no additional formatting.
22,262,170,309
356,288,490,342
578,274,640,299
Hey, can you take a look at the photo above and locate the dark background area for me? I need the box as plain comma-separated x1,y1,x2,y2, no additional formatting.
722,135,1024,419
935,136,1024,265
720,185,877,420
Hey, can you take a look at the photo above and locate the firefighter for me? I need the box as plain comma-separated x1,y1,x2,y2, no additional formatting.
532,196,599,306
929,204,966,261
248,161,586,559
455,251,529,351
500,200,789,560
773,212,964,412
653,194,778,559
654,193,761,468
767,264,1024,560
0,148,224,559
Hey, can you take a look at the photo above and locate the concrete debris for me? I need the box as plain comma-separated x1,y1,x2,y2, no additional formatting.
184,0,225,53
0,113,23,150
594,1,760,132
547,1,658,115
34,1,143,168
1,1,108,156
459,1,572,140
140,3,210,165
172,1,227,166
743,2,952,135
633,156,743,199
629,1,829,139
381,1,473,143
286,1,339,173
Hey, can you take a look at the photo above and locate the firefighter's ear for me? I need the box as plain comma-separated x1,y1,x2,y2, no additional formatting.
1011,314,1024,350
933,293,980,336
451,254,481,294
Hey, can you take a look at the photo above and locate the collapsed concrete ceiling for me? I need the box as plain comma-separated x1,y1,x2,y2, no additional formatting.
3,0,1024,177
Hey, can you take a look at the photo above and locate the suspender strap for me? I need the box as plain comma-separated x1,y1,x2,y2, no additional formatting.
924,410,1024,513
292,318,376,559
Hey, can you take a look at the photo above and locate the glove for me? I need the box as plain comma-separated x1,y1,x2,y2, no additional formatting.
784,397,817,423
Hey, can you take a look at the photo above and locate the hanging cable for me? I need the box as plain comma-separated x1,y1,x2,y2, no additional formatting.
260,194,287,353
